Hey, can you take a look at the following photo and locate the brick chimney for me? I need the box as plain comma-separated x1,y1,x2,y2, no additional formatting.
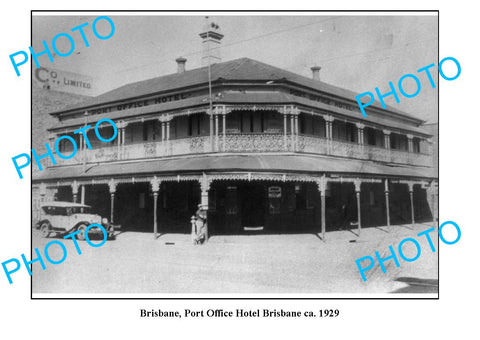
199,17,224,66
176,57,187,74
311,66,321,81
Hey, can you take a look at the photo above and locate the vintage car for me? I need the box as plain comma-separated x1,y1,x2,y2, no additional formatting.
36,201,115,240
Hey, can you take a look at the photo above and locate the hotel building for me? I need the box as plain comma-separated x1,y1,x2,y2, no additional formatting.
32,20,437,239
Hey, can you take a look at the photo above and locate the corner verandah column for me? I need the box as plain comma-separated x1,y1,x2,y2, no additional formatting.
384,179,391,229
150,176,162,239
161,118,166,144
80,184,86,204
108,178,117,224
407,182,415,226
315,175,327,241
282,106,288,151
354,179,362,237
165,114,172,155
158,115,172,156
165,115,171,154
383,129,391,149
209,108,214,152
356,123,365,146
407,134,414,153
214,107,220,152
199,173,211,242
429,181,438,223
71,180,79,203
116,120,128,159
323,115,334,155
221,106,227,152
290,109,295,151
293,107,299,151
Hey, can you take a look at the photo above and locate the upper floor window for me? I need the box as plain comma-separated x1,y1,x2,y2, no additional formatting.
188,114,202,136
366,127,376,146
332,121,357,143
365,127,384,147
390,133,408,151
299,114,326,137
413,137,421,153
142,120,158,141
57,133,81,152
184,113,209,137
226,110,282,134
345,123,356,142
240,111,264,133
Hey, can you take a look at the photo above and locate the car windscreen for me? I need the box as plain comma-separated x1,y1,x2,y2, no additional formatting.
70,206,93,214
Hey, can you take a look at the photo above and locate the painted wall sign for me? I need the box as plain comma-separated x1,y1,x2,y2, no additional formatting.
33,66,94,96
87,92,192,115
289,89,359,113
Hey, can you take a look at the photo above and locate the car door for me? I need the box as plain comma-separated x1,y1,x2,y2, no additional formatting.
49,207,70,231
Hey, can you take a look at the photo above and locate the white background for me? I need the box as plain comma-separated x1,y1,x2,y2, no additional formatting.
0,1,477,339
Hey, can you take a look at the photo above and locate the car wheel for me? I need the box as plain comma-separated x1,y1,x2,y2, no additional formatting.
76,224,87,240
40,223,50,238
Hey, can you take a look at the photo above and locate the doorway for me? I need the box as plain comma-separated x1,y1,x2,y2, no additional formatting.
240,183,266,229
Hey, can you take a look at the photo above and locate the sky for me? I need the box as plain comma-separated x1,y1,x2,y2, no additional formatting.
31,13,438,123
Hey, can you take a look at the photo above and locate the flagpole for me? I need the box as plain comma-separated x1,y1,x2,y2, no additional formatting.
207,23,214,151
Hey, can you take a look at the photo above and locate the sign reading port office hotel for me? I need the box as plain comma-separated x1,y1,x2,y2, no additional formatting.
29,17,437,241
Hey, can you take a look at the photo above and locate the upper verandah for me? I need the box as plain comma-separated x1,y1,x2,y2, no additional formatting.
48,58,427,127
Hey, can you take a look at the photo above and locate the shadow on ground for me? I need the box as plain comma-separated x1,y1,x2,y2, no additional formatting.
391,277,438,294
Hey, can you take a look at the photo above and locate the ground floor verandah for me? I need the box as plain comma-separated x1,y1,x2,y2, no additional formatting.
32,172,438,241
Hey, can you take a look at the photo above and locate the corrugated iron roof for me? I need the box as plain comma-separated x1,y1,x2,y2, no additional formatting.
52,58,424,122
33,154,435,182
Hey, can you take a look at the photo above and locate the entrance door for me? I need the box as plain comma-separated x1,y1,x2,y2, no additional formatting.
241,184,265,229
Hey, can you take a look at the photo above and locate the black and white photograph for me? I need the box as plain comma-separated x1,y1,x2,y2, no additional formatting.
3,2,480,339
30,13,439,296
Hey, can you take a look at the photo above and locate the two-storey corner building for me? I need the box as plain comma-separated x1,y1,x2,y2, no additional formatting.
32,21,437,239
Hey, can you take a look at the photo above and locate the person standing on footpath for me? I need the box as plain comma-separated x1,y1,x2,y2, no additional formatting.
194,204,208,245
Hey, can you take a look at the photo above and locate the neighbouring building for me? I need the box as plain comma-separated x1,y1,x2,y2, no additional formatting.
422,121,438,174
32,20,438,239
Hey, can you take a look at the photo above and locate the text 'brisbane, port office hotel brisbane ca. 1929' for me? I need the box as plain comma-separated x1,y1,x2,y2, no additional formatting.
31,19,438,240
